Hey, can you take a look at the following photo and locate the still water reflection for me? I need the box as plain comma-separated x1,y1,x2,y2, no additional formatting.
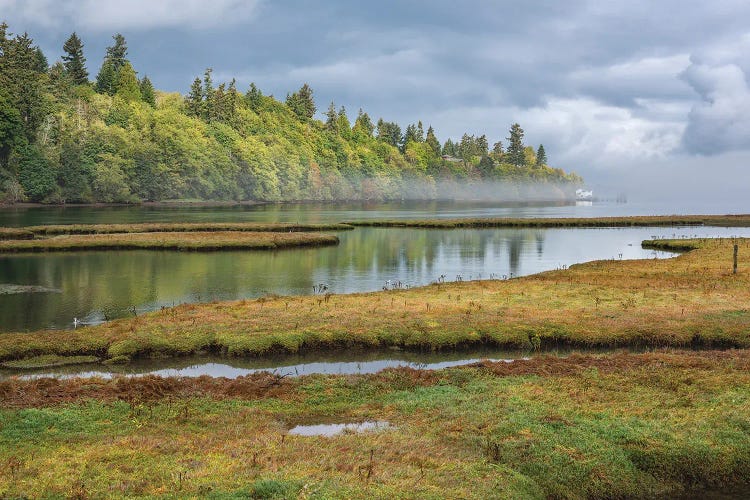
2,224,749,332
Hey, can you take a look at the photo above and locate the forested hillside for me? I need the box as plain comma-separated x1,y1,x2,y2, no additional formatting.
0,24,582,204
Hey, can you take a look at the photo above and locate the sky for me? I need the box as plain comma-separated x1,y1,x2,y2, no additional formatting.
2,0,750,201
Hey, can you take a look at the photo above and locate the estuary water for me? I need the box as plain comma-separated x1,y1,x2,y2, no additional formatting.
1,200,749,332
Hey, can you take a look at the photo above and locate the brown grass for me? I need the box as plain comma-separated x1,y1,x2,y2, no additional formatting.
2,348,748,409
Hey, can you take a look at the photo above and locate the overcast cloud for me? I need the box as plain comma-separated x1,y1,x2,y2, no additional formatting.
2,0,750,200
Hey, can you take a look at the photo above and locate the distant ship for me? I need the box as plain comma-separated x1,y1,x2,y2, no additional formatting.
575,188,593,201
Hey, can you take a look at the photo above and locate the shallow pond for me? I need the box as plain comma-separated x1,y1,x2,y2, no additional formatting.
287,421,391,437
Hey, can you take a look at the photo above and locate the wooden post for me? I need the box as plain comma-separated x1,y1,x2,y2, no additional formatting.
734,244,738,274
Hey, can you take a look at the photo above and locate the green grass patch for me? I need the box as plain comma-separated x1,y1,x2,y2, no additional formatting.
0,231,340,253
0,354,100,369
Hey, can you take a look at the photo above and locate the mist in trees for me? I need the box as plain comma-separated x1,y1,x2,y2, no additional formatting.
0,21,582,205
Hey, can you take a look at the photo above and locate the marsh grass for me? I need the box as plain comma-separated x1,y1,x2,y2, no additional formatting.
20,222,353,237
345,214,750,228
0,354,100,369
0,238,748,365
0,231,339,253
0,228,33,240
1,349,750,498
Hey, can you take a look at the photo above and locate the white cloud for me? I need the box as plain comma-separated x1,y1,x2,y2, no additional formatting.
0,0,261,30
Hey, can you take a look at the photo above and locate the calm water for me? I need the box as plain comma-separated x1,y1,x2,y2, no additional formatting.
2,200,750,332
5,346,531,380
0,199,748,226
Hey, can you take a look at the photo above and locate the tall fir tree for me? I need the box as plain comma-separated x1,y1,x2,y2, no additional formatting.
0,30,49,142
337,106,351,137
139,75,155,106
325,101,338,133
33,46,47,72
62,32,88,84
297,83,316,119
105,33,128,71
426,126,441,156
96,33,128,94
535,144,547,167
245,82,262,111
185,77,203,117
506,123,526,166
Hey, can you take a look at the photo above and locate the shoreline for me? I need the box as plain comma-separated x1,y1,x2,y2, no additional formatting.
0,237,745,366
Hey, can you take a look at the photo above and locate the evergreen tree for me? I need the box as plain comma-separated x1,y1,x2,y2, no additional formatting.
353,109,374,138
203,68,214,101
139,75,155,106
492,141,504,156
96,33,128,94
426,126,441,156
325,101,338,133
62,32,88,84
203,68,215,120
477,134,489,155
416,121,425,142
297,83,315,119
33,46,48,72
245,82,262,111
506,123,526,166
185,77,203,117
0,90,23,164
115,61,141,101
0,30,49,142
287,83,316,120
458,133,479,161
403,123,419,146
478,155,494,177
105,33,128,72
225,79,239,120
535,144,547,167
376,119,402,148
337,106,351,137
95,59,117,95
442,139,456,157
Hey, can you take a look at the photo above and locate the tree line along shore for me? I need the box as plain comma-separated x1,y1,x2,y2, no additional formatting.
0,24,580,206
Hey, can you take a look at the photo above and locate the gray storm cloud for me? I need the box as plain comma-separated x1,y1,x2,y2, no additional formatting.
681,59,750,155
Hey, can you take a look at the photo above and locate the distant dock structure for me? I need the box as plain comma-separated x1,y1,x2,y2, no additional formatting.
575,188,593,201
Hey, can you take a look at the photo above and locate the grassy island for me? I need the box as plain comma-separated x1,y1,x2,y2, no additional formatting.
0,237,746,364
21,222,353,236
0,227,34,240
345,214,750,229
0,231,339,253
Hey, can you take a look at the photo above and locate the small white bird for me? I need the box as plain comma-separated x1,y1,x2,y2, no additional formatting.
73,317,79,328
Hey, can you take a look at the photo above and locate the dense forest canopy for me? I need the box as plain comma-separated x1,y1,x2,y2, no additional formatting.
0,23,582,204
